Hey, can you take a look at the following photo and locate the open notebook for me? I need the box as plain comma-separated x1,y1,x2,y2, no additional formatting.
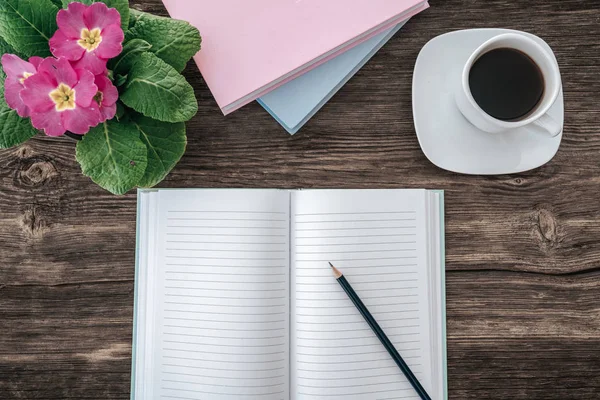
132,189,447,400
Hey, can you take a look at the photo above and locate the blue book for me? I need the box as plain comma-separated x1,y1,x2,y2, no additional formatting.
257,21,408,135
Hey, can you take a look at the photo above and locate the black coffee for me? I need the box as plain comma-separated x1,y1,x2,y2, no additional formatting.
468,48,544,121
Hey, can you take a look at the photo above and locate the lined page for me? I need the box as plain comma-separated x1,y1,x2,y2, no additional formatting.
290,190,433,400
149,190,291,400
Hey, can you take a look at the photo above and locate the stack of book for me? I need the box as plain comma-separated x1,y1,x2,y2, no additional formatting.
162,0,429,134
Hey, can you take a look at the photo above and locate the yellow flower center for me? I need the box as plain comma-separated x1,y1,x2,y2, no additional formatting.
49,83,76,112
19,72,33,85
78,28,102,51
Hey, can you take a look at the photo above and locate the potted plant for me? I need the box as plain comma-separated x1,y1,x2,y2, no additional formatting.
0,0,201,194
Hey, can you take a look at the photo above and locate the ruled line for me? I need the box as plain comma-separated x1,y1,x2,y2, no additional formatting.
296,332,419,341
295,249,416,254
164,325,285,332
297,373,405,381
162,355,285,364
164,333,286,340
162,363,283,372
164,316,286,324
166,248,287,253
295,257,418,262
162,385,285,396
165,288,286,293
296,326,420,333
164,340,286,348
167,233,287,237
162,371,286,380
168,210,286,214
165,256,287,260
295,227,416,232
165,272,287,277
295,212,415,216
167,218,287,221
296,349,419,357
296,355,420,364
295,241,417,246
294,317,419,325
166,263,286,268
295,218,416,223
166,240,287,245
296,364,422,373
295,302,419,309
168,225,288,229
165,279,286,284
295,279,418,285
165,302,286,308
296,310,418,317
296,234,416,239
164,310,286,316
163,348,285,356
163,379,285,388
296,340,420,349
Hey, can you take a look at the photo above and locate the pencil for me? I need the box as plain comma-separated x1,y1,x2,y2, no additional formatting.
329,262,432,400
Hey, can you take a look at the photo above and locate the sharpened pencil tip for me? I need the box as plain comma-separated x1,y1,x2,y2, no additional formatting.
329,262,343,279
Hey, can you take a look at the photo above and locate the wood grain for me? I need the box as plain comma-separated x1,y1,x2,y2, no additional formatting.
1,0,600,398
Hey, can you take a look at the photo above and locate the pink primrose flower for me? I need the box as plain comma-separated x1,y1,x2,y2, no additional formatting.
20,57,102,136
94,74,118,122
49,2,124,75
1,54,44,117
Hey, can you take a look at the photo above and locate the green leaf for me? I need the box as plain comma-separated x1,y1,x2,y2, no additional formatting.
0,36,17,56
114,73,127,87
120,52,198,123
108,38,152,76
0,77,37,148
49,0,62,8
0,0,58,57
128,8,143,30
115,101,125,120
76,119,148,195
61,0,129,31
126,10,201,72
130,113,186,188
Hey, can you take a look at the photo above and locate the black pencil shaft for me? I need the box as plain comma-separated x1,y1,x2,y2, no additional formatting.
337,275,432,400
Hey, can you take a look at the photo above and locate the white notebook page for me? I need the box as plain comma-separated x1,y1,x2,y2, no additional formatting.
149,190,291,400
290,189,434,400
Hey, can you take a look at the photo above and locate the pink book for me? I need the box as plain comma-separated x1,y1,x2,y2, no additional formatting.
161,0,429,115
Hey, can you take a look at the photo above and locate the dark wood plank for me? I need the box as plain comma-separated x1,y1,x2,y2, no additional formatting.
1,0,600,398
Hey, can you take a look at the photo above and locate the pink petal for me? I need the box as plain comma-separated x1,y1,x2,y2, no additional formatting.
30,109,65,137
62,105,102,134
99,103,116,122
72,51,107,75
50,30,85,61
94,74,118,106
84,2,121,30
28,56,44,69
95,24,124,59
4,79,30,117
1,54,36,79
56,2,87,39
20,72,56,113
73,69,97,107
37,57,78,87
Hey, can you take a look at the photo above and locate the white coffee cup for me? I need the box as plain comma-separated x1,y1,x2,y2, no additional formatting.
455,32,562,136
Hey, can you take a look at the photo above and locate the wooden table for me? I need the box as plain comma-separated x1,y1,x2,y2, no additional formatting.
1,0,600,398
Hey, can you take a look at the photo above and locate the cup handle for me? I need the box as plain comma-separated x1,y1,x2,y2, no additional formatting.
532,113,562,137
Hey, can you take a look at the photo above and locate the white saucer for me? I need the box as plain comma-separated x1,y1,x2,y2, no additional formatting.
412,29,563,175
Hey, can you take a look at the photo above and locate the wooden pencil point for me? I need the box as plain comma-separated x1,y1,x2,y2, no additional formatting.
329,262,343,279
